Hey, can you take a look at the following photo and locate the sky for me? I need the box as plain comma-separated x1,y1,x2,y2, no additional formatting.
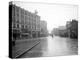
13,1,78,33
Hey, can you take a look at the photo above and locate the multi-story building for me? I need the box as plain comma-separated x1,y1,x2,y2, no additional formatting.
40,20,48,37
9,2,41,40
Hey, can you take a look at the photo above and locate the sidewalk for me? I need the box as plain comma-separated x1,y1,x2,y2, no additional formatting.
16,37,47,42
12,38,41,58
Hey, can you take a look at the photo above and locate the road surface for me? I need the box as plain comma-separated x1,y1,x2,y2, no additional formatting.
19,36,78,58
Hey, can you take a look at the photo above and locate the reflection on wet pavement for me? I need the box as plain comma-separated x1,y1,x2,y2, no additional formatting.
20,36,78,58
43,36,78,56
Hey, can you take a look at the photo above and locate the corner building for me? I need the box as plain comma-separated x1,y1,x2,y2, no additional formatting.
10,2,41,40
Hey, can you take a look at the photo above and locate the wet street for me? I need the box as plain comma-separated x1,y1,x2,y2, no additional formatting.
19,36,78,58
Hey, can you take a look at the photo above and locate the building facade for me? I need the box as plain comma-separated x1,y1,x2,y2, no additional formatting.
9,2,42,40
40,20,48,37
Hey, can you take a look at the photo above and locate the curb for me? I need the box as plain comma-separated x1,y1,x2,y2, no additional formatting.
15,41,40,58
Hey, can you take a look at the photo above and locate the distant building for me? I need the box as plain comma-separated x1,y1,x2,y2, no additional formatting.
40,20,48,37
51,26,67,36
9,2,41,39
66,20,78,38
58,26,66,30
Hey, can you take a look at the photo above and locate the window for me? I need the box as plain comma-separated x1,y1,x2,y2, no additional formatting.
17,24,19,28
25,11,27,15
19,24,21,28
21,14,24,23
12,23,16,28
25,16,27,21
25,25,27,29
21,25,24,29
